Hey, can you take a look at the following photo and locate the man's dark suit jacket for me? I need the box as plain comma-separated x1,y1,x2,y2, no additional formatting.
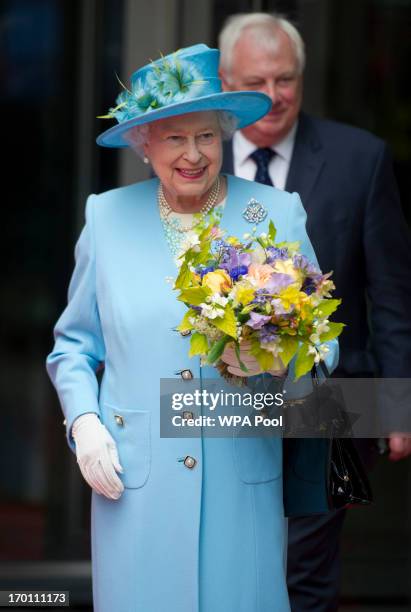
222,112,411,379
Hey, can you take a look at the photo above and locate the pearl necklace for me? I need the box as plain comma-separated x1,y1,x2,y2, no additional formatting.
158,176,221,233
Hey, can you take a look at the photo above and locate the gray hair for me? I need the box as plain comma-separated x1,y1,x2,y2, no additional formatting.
219,12,305,76
124,110,238,159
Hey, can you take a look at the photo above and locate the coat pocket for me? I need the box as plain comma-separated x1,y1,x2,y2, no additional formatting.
103,404,151,489
233,435,282,484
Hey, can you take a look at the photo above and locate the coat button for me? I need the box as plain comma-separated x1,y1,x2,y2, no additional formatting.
183,411,194,420
181,369,193,380
114,414,124,426
184,456,197,469
180,329,191,337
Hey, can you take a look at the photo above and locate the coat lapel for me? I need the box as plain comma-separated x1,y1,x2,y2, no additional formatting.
285,113,325,211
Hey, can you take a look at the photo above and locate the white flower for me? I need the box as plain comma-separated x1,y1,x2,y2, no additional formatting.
318,344,330,360
307,344,320,364
308,343,329,365
310,320,330,344
199,303,225,319
177,231,201,258
310,295,321,307
192,316,223,341
264,342,283,357
315,320,330,335
210,294,228,307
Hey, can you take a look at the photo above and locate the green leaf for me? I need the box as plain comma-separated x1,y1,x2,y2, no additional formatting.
319,322,345,342
276,240,300,254
235,343,249,373
253,347,275,371
199,224,213,242
240,303,258,315
192,240,213,266
256,237,267,250
213,305,237,339
314,299,341,319
279,335,299,366
249,338,275,371
294,343,315,380
177,308,196,332
189,332,209,357
177,286,211,306
268,220,277,243
207,336,231,364
174,261,193,290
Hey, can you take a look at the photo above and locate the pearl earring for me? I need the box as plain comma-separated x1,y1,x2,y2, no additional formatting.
143,156,149,164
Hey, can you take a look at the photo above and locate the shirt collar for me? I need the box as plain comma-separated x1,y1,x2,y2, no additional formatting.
233,120,298,165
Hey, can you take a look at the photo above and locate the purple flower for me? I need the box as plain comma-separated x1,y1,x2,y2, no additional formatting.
219,246,251,279
229,265,248,281
293,254,321,276
252,289,271,305
259,324,280,344
196,265,216,278
301,278,317,295
264,273,294,294
245,312,272,330
292,254,323,293
220,244,249,265
266,246,289,263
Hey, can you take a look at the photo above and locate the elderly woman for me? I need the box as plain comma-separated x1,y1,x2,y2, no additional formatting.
47,44,337,612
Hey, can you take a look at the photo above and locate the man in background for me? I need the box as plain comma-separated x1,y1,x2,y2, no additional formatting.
219,12,411,611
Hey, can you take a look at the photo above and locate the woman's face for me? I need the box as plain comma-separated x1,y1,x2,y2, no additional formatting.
144,111,223,204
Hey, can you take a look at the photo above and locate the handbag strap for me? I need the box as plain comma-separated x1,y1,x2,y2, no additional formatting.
311,361,330,386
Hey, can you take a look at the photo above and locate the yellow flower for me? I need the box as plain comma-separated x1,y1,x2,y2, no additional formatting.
202,269,232,294
278,286,301,310
230,281,256,306
273,258,304,286
226,236,241,246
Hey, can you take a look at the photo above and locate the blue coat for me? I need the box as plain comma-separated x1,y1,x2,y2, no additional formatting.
46,175,338,612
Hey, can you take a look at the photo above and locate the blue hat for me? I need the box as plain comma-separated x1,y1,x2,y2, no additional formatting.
96,44,271,148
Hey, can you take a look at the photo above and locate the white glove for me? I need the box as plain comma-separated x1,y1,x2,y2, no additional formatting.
221,341,287,377
71,413,124,500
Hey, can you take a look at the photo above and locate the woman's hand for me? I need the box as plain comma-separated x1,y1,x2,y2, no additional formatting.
71,413,124,500
221,341,287,377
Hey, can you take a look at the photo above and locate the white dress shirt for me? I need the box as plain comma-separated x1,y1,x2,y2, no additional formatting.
232,122,298,190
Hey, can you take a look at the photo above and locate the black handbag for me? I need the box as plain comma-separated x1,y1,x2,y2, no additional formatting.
327,436,373,509
283,363,373,517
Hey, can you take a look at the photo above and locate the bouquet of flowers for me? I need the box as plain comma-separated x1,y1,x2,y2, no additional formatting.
174,219,344,382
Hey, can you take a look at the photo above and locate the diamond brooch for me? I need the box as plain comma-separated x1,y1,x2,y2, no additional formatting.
242,199,268,224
